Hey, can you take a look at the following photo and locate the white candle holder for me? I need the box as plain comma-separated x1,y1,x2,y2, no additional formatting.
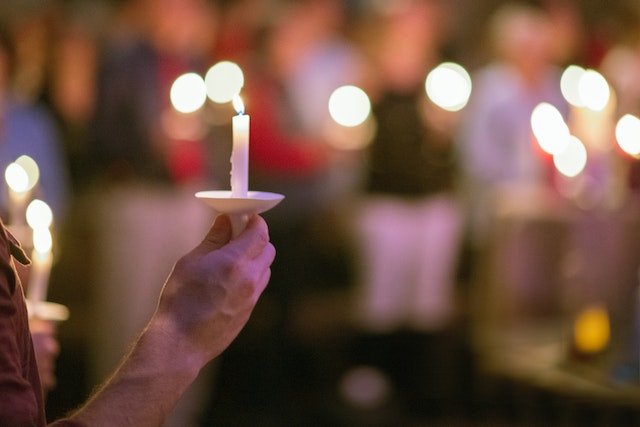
195,190,284,237
26,300,70,322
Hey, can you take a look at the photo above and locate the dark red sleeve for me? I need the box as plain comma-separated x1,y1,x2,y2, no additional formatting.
0,222,47,426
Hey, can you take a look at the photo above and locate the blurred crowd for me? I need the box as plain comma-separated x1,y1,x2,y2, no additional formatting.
3,0,640,425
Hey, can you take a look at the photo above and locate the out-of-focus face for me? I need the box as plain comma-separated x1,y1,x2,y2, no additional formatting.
146,0,217,56
492,7,555,76
377,0,445,89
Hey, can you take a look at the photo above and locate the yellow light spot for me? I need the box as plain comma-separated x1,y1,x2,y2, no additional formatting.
574,305,610,354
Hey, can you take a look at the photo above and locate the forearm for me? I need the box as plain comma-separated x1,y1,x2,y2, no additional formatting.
64,317,202,427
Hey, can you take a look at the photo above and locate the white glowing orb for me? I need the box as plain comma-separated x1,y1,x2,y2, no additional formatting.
560,65,586,107
425,62,472,111
531,102,570,154
554,135,587,177
32,227,52,255
170,73,207,113
616,114,640,156
578,69,610,112
26,199,53,230
205,61,245,104
328,85,371,127
15,155,40,191
5,163,29,193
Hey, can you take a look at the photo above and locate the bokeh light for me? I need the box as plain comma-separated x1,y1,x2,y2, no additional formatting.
560,65,586,107
328,85,371,127
5,163,30,193
615,114,640,156
578,69,610,112
15,155,40,191
170,72,207,113
26,199,53,230
554,135,587,177
32,227,53,255
573,305,610,354
205,61,245,104
530,102,570,155
425,62,472,112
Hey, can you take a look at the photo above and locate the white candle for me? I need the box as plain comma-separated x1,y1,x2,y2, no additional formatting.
231,94,249,198
27,227,53,304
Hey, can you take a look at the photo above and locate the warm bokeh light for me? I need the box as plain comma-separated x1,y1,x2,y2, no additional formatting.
573,305,610,354
32,227,52,255
560,65,585,107
5,162,30,193
15,155,40,191
205,61,245,104
26,199,53,230
328,85,371,127
425,62,472,112
530,102,570,155
615,114,640,156
553,135,587,177
170,72,207,113
578,69,610,112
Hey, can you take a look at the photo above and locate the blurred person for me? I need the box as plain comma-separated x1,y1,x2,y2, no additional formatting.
457,2,568,250
0,23,70,223
48,1,107,193
600,6,640,194
0,18,72,415
202,1,362,424
87,0,221,424
348,0,466,419
0,213,275,426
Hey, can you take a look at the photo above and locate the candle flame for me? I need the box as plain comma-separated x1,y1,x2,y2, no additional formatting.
33,227,52,255
233,94,245,115
26,199,53,230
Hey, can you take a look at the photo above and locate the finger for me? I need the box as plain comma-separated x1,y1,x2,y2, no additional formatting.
227,215,271,260
199,214,233,252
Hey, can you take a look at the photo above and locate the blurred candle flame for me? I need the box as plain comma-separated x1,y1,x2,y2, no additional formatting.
233,94,245,116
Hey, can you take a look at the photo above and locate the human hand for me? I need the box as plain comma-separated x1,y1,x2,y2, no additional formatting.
153,214,275,366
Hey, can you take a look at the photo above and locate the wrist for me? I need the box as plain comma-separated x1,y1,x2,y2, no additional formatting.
143,314,207,378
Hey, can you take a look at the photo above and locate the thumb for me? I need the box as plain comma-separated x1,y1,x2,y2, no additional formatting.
200,214,233,251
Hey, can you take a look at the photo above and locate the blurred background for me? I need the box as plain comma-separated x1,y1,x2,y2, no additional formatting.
3,0,640,425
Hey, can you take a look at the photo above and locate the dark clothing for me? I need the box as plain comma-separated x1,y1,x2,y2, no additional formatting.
0,222,45,426
92,41,210,186
364,90,456,197
0,221,83,427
